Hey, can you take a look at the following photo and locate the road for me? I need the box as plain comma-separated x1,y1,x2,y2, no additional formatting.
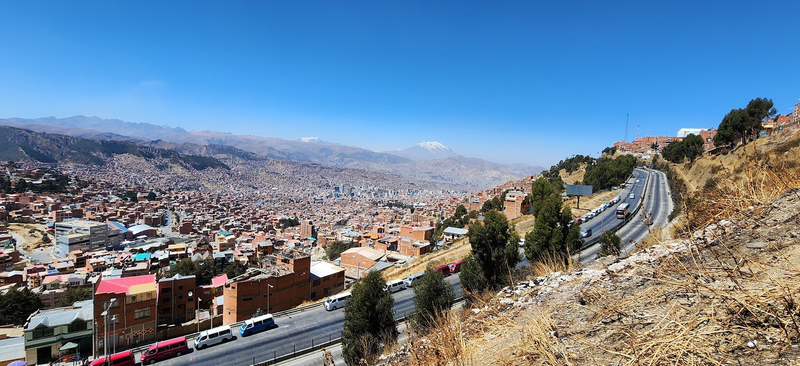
132,275,462,366
580,168,672,263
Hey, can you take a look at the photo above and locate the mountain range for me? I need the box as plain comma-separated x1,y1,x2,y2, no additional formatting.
0,116,544,190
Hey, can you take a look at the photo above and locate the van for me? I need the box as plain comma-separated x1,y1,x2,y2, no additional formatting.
448,260,463,274
90,350,135,366
240,314,275,337
324,291,352,311
384,279,406,293
434,264,451,277
404,272,423,287
140,337,189,364
194,325,234,350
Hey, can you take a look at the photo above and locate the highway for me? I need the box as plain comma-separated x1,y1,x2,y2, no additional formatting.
132,275,462,366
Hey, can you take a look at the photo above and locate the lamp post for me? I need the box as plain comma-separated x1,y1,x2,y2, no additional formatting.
101,298,117,358
267,284,273,314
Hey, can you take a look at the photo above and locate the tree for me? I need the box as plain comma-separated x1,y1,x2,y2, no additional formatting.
524,196,581,263
411,265,456,332
598,231,622,257
467,210,520,289
342,271,397,365
682,134,705,162
147,191,157,201
0,287,44,325
56,287,92,307
325,240,357,261
529,178,555,218
168,258,216,285
459,255,488,304
41,233,51,244
715,98,777,147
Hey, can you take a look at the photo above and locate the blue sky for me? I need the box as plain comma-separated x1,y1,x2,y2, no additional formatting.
1,1,799,167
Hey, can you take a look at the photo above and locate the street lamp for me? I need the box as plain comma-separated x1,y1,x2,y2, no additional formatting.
267,284,273,314
189,290,200,333
101,298,117,358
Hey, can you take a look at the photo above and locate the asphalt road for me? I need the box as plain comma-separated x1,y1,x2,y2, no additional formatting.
132,275,462,366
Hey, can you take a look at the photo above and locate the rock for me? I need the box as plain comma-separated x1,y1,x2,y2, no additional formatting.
747,340,757,348
514,289,523,296
746,241,767,249
471,308,481,314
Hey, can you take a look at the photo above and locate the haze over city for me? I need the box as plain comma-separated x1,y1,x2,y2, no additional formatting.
1,1,799,167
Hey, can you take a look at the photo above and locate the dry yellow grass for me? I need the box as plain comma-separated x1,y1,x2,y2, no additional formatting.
382,237,472,282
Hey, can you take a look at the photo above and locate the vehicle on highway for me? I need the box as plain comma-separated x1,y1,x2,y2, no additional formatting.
195,325,234,350
324,291,352,311
448,259,463,273
580,229,593,238
434,264,452,277
240,314,275,337
90,350,135,366
612,196,621,204
615,203,631,219
629,193,635,199
384,279,406,293
404,272,424,287
518,238,525,247
140,336,189,364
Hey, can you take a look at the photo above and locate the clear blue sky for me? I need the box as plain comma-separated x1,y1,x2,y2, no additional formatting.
1,1,799,167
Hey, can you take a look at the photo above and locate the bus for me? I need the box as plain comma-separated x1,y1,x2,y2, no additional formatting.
615,203,630,219
240,314,275,337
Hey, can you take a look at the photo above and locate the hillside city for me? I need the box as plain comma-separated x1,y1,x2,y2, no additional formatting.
0,99,799,366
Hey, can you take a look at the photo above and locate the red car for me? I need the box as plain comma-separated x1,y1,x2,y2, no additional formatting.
434,264,451,277
448,260,463,274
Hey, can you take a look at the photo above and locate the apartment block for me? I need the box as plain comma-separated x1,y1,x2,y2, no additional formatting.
157,274,197,325
54,220,120,257
94,275,157,352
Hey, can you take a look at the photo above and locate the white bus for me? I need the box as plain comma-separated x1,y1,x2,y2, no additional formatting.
615,203,630,219
324,292,352,311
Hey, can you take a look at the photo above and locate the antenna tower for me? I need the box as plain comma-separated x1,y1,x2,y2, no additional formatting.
625,113,629,141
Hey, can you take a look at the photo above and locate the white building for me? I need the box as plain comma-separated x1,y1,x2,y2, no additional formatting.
54,220,120,257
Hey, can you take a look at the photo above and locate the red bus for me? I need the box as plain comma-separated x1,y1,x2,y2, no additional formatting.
434,264,451,277
90,350,135,366
140,337,189,364
448,260,463,274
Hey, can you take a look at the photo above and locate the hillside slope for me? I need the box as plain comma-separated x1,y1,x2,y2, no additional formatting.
379,129,800,365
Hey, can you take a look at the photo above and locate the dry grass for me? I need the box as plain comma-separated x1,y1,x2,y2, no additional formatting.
382,238,472,282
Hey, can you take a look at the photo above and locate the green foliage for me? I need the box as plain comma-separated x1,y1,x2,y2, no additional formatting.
41,233,50,244
529,178,555,218
481,196,502,213
168,258,216,286
279,216,300,228
663,134,705,163
342,271,398,365
524,196,581,263
147,191,157,201
598,231,622,257
582,155,637,191
459,255,487,304
224,263,248,279
467,210,520,289
714,97,777,147
123,190,138,202
325,240,357,261
0,287,44,325
411,265,456,332
56,287,92,307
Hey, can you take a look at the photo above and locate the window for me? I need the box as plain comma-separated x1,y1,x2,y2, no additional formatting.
68,320,87,333
134,307,151,319
162,298,170,303
313,279,320,286
243,297,253,302
162,288,172,293
32,326,54,339
323,287,330,296
178,295,183,300
310,291,316,299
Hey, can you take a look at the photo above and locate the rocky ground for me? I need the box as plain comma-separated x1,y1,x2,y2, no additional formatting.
378,189,800,365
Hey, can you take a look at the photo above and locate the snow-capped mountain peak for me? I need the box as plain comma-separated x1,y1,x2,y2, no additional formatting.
385,141,457,161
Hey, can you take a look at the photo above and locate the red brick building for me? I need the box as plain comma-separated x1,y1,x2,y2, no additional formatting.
308,261,345,301
156,274,197,325
222,249,310,324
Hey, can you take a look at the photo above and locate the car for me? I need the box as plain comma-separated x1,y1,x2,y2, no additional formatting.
580,229,592,238
629,193,635,199
518,238,525,247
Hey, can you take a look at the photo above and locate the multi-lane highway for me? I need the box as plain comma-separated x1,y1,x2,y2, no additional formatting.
132,276,462,366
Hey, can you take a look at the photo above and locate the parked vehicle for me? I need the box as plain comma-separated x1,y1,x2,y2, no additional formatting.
448,260,463,274
194,325,234,350
404,273,424,287
434,264,452,277
384,279,406,293
324,291,352,311
90,350,135,366
140,337,189,364
240,314,276,336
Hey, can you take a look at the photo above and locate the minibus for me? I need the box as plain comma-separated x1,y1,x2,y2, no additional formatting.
194,325,234,350
140,337,188,364
324,292,352,311
90,350,135,366
384,279,405,293
240,314,276,336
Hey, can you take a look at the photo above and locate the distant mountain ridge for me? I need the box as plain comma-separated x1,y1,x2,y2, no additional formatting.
0,116,544,190
386,141,458,161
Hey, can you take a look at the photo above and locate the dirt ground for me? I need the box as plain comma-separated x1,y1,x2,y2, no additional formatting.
383,238,472,282
8,223,49,252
